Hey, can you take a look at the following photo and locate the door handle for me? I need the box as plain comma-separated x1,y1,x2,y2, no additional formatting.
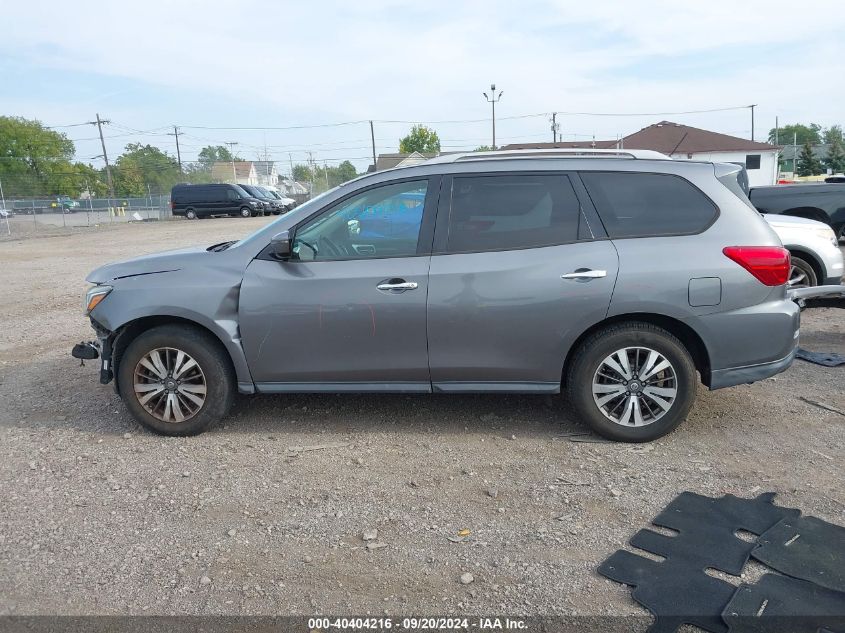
561,269,607,280
377,281,418,291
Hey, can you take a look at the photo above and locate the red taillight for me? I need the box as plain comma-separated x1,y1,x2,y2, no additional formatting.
170,200,174,209
723,246,790,286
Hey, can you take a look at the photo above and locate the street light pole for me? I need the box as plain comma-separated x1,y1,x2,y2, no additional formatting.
483,83,503,149
0,176,9,236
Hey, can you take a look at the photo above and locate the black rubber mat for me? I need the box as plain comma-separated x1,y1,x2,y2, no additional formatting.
598,492,799,633
795,348,845,367
722,573,845,633
599,549,736,633
646,492,800,575
752,515,845,593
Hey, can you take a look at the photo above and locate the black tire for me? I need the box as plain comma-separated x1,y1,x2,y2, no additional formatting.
117,324,235,436
185,208,197,220
240,207,253,218
565,322,697,442
789,255,817,288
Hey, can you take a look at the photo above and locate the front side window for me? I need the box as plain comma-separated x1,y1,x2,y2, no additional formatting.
226,189,240,201
581,172,717,238
446,174,581,253
293,180,427,261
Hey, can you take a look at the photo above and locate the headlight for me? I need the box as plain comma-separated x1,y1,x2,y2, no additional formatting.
810,226,837,246
85,285,112,314
250,201,259,207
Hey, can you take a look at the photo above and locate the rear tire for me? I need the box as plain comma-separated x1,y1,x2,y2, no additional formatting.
185,208,197,220
566,322,697,442
788,255,817,288
117,324,235,436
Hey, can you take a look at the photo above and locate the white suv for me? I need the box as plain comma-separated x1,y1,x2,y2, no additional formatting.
763,214,844,287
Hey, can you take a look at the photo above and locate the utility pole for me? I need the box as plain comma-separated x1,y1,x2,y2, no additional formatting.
749,104,757,141
482,83,503,149
550,112,559,145
307,151,315,194
225,142,238,182
774,116,779,146
289,153,295,181
0,176,9,236
90,114,114,197
324,161,329,188
370,120,377,171
169,126,183,175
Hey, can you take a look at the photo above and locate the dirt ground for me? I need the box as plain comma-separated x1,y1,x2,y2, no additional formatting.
0,218,843,620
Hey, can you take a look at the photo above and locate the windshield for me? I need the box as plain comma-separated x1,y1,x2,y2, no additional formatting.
256,187,275,199
232,185,251,198
233,186,340,248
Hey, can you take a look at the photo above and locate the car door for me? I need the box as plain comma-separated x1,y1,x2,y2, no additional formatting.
426,171,619,392
239,177,439,390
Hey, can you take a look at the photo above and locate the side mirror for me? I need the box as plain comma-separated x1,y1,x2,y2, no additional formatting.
270,230,292,260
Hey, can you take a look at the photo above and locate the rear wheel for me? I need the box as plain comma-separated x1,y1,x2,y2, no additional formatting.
240,207,252,218
566,322,697,442
185,208,197,220
788,255,817,288
117,325,235,436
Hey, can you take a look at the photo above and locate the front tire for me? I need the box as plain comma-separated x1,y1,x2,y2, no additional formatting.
788,255,817,288
240,207,253,218
566,322,697,442
117,324,235,436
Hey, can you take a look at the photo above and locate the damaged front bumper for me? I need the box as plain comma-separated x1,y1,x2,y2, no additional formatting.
71,321,115,385
788,284,845,309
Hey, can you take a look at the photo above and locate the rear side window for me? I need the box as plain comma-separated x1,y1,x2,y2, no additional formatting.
581,172,717,238
446,174,581,253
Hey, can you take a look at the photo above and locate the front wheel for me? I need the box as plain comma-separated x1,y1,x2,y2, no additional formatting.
788,255,817,288
566,322,697,442
240,207,253,218
117,324,235,436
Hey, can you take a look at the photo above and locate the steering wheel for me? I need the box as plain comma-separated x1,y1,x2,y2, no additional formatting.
318,235,347,258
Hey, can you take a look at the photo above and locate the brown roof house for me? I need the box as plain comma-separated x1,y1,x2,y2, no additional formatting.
503,121,780,186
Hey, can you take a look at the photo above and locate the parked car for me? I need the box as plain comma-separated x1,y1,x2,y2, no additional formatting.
170,183,266,219
56,196,80,213
749,183,845,241
0,207,12,219
825,175,845,184
763,214,843,287
238,184,281,215
261,187,296,211
76,149,800,443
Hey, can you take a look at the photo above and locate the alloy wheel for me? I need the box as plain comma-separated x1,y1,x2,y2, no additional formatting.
133,347,207,423
592,347,678,427
787,264,809,288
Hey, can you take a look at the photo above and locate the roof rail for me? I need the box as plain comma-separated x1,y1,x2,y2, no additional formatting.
423,148,670,165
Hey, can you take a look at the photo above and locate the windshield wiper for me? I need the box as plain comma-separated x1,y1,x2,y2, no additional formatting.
207,240,238,252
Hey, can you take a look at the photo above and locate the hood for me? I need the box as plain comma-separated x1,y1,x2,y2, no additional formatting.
86,245,209,283
762,213,828,230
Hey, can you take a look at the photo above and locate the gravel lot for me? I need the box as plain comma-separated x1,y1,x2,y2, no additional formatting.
0,218,843,619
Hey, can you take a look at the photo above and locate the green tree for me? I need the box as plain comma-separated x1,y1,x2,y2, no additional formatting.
113,143,181,196
399,125,441,154
825,138,845,174
796,141,824,177
292,163,312,182
197,145,242,169
474,145,494,152
768,123,822,146
823,125,843,145
0,115,82,196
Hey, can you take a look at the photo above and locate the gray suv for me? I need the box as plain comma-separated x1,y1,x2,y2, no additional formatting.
74,149,799,442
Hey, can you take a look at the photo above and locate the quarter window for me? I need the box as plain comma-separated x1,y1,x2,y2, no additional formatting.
445,174,582,253
293,180,427,261
581,172,717,239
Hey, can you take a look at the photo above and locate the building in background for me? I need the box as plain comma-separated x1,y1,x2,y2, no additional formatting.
503,121,781,187
210,161,258,185
252,161,279,187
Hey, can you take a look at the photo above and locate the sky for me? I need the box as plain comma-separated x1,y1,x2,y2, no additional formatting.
2,0,844,175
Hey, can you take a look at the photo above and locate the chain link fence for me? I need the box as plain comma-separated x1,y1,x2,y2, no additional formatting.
0,194,175,239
